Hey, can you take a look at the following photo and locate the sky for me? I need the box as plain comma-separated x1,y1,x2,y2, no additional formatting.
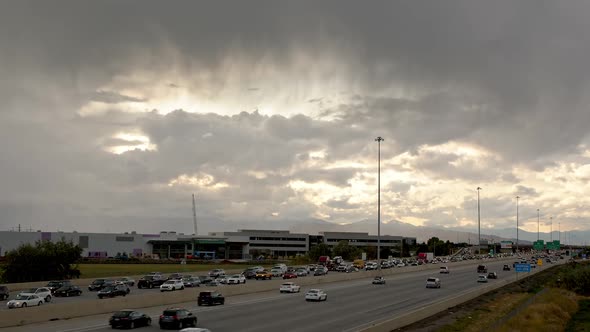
1,1,590,238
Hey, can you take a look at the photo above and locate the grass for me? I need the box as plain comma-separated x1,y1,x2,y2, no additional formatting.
496,288,578,332
77,263,264,278
565,299,590,332
437,292,532,332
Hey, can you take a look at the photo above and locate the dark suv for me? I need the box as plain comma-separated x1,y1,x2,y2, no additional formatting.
98,284,129,299
477,265,488,273
88,279,115,291
159,308,197,329
0,285,8,300
47,280,72,293
137,275,165,289
198,291,225,306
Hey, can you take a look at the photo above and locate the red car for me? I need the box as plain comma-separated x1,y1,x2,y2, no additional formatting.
283,272,298,279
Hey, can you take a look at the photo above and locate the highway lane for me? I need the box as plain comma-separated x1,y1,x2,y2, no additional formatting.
3,258,557,332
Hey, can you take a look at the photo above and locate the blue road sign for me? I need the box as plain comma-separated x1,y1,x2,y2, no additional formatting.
515,263,531,273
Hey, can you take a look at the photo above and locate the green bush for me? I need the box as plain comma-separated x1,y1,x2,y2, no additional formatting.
561,262,590,295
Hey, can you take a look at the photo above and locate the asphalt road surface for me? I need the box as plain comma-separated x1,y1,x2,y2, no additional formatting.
2,259,556,332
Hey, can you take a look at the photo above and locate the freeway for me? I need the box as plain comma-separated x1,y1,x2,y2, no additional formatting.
2,259,555,332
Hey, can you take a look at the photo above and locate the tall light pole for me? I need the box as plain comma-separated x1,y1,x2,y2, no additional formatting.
516,196,520,252
375,136,384,271
550,216,553,242
477,187,482,253
537,209,541,241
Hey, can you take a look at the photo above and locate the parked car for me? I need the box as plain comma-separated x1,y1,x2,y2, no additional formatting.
280,282,301,293
439,266,450,274
208,269,226,278
503,264,511,271
54,285,83,297
197,291,225,306
426,277,441,288
182,277,201,288
46,280,72,293
115,277,135,286
477,275,488,283
109,310,151,329
226,274,246,285
305,289,328,301
283,272,298,279
137,275,165,289
0,285,9,300
487,272,498,279
160,280,185,292
98,285,129,299
159,308,197,330
7,294,43,308
255,270,273,280
19,287,52,302
372,276,386,285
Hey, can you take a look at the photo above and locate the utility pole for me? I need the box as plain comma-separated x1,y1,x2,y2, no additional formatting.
477,187,482,253
550,216,553,242
192,194,198,236
516,196,520,252
375,136,384,272
537,209,540,241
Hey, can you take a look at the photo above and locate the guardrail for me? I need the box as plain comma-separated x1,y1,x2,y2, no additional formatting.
0,256,517,328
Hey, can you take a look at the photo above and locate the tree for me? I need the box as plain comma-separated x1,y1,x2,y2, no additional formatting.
1,239,82,283
307,243,332,261
333,241,362,260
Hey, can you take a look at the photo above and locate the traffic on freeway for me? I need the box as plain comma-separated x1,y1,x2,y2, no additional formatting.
1,256,563,332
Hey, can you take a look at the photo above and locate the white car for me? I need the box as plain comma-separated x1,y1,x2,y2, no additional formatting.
226,274,246,285
19,287,52,303
7,294,44,308
477,275,488,283
270,268,284,277
305,289,327,301
160,279,185,292
439,266,450,274
280,282,301,293
180,328,212,332
426,277,441,288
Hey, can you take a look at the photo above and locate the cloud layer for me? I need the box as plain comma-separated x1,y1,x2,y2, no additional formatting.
1,1,590,240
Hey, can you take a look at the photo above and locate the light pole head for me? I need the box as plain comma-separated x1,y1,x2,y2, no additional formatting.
375,136,384,142
477,187,482,191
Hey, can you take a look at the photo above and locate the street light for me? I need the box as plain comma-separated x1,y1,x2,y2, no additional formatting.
516,196,520,253
537,209,541,241
375,136,384,272
477,187,482,253
550,216,553,242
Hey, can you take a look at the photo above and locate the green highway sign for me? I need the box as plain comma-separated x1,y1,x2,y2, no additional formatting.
533,240,545,251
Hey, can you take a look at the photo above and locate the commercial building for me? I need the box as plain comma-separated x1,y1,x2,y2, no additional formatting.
0,229,416,260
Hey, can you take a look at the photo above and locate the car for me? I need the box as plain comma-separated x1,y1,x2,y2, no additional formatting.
182,277,201,288
305,289,328,301
477,265,488,273
19,287,52,303
226,274,246,285
487,272,498,279
7,294,43,308
159,308,197,330
439,266,450,274
46,280,72,293
167,273,184,281
109,310,152,329
314,267,328,276
283,272,298,279
0,285,9,300
208,269,226,278
54,285,83,297
243,270,258,279
336,265,347,272
197,275,214,284
115,277,135,286
295,268,309,276
98,285,129,299
197,291,225,306
89,279,115,291
372,276,386,285
270,268,284,277
201,280,221,287
365,262,378,270
137,275,165,289
426,277,441,288
343,264,357,273
255,270,273,280
280,282,301,293
160,279,185,292
531,263,537,268
179,329,212,332
477,275,488,283
503,264,511,271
